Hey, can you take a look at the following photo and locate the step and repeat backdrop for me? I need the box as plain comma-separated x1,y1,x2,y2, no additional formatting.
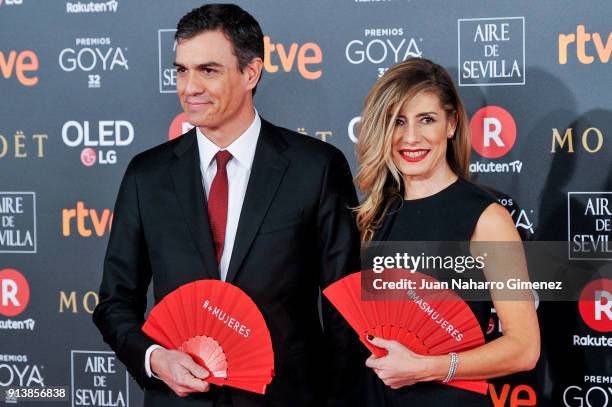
1,0,610,406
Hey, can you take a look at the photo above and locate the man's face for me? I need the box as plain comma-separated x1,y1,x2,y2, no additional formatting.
175,30,251,132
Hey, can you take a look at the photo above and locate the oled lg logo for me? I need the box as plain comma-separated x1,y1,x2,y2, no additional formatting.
559,25,611,65
61,120,134,166
345,28,423,78
0,50,39,86
59,37,128,88
469,106,523,174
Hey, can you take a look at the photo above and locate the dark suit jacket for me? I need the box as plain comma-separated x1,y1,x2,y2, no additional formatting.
92,119,363,407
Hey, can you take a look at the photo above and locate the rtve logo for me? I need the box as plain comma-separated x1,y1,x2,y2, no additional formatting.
0,268,30,317
62,201,113,237
559,25,611,64
0,50,39,87
263,36,322,80
469,106,517,159
578,279,611,333
488,383,536,407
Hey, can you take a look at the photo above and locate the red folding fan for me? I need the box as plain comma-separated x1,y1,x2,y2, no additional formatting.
323,270,488,395
142,279,274,394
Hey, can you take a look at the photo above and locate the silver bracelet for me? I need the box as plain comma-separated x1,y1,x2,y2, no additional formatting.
442,352,459,383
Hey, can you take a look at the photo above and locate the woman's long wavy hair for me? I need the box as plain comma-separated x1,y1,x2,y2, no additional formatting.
355,58,470,241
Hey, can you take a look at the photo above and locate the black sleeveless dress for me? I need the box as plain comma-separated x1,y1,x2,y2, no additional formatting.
363,177,496,407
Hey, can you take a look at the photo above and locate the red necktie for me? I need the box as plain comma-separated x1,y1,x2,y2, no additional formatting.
208,150,232,263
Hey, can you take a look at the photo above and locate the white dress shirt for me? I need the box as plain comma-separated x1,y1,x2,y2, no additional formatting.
145,111,261,378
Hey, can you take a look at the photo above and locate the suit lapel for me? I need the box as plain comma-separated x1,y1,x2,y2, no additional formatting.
225,120,289,284
169,128,220,280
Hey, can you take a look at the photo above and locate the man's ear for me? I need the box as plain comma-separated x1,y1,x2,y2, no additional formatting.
244,57,263,91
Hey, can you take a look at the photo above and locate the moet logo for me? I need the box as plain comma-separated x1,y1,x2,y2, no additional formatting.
551,127,605,154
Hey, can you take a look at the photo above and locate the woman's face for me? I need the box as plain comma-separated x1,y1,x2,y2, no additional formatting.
391,91,457,181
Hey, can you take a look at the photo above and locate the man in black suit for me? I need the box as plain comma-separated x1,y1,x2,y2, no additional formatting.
93,4,362,406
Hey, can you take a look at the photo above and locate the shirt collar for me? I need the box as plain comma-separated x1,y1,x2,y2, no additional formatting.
196,110,261,171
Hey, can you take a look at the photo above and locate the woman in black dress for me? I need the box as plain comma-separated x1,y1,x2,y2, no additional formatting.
354,58,540,406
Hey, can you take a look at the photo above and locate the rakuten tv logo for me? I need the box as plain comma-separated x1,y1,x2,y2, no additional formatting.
579,279,612,333
470,106,516,158
168,112,194,141
469,106,522,175
0,269,30,317
62,202,113,237
0,50,39,87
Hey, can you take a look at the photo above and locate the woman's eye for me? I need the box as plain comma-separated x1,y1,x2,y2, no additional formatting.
422,116,435,124
395,118,405,126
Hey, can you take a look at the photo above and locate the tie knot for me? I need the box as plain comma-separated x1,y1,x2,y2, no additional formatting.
215,150,232,170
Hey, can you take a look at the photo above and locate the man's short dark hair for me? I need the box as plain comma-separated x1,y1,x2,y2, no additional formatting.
176,4,264,93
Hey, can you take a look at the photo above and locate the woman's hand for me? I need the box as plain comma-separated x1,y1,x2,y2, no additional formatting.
365,336,443,389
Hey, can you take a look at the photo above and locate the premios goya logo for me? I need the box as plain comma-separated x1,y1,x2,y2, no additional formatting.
458,17,525,86
0,354,46,395
59,37,128,88
61,120,134,166
345,27,423,78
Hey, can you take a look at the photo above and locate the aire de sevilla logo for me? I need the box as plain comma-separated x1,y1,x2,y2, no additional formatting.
168,112,194,141
578,278,611,333
0,268,30,317
470,106,516,159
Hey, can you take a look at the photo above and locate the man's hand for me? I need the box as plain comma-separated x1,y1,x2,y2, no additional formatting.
150,348,210,397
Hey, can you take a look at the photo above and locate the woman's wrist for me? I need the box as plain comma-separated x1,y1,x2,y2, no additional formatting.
421,354,453,382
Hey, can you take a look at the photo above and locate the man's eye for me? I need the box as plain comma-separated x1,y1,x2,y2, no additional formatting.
176,67,186,73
